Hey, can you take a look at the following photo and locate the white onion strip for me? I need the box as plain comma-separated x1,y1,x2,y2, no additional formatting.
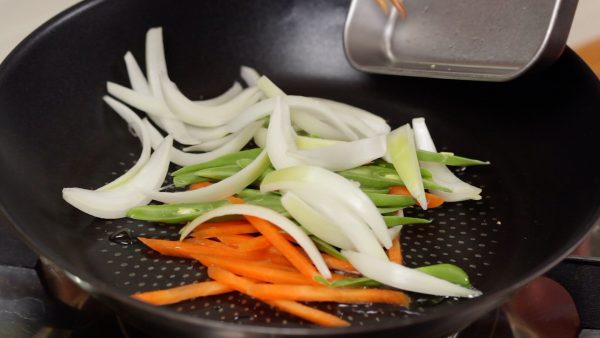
62,136,172,219
412,118,482,201
285,189,387,259
291,110,347,141
144,149,270,204
97,96,151,191
194,82,242,106
316,98,391,135
261,165,392,249
280,191,354,250
179,204,331,278
144,119,262,167
124,51,152,96
343,250,482,298
289,134,387,171
240,65,261,87
265,97,303,169
161,76,261,127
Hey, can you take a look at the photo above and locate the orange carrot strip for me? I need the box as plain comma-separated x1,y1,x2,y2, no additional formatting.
216,234,255,246
237,236,272,251
138,237,265,260
249,284,410,305
226,196,245,204
191,224,257,238
266,300,350,327
188,181,212,190
245,215,318,279
389,186,445,208
132,281,231,305
208,266,349,327
322,254,359,274
193,254,315,285
387,235,403,264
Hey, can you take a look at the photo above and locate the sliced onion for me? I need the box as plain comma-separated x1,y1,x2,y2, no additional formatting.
295,135,342,149
342,250,482,298
194,82,242,106
161,76,261,127
287,96,359,141
144,119,262,167
145,27,168,100
261,165,392,248
288,135,386,171
388,225,403,239
124,51,152,96
387,124,427,209
107,82,171,119
62,136,172,219
291,110,347,141
285,189,387,259
97,96,151,191
183,133,236,152
144,149,269,204
412,118,482,201
265,97,303,169
315,98,391,135
253,127,268,148
280,191,354,250
240,65,261,87
179,204,331,278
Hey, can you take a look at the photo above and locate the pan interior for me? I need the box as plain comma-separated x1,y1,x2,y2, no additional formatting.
0,0,598,333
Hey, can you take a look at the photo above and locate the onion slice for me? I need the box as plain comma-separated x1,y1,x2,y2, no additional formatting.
194,82,243,106
97,96,151,191
124,51,152,96
412,118,482,201
288,134,386,171
261,165,392,248
161,76,261,127
179,204,331,278
342,250,482,298
144,119,262,167
315,98,391,135
284,189,387,259
240,66,261,87
265,97,303,169
62,136,172,219
144,149,270,204
280,191,354,250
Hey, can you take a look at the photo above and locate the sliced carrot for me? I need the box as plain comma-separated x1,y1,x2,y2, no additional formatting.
389,185,445,208
387,235,403,265
322,254,359,274
207,266,349,327
249,284,410,305
138,237,265,260
188,181,212,190
193,254,315,285
132,281,231,305
245,215,318,279
216,234,255,246
237,236,272,251
226,196,245,204
191,223,257,238
266,300,350,327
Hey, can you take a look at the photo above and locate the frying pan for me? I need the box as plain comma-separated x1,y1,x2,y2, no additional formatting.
0,0,599,337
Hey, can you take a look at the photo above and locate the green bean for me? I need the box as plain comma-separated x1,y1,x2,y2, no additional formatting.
366,192,416,207
127,200,230,223
172,148,262,176
360,187,390,194
339,166,451,192
173,173,209,188
194,164,245,180
329,277,382,288
383,216,431,227
416,263,471,287
239,189,288,216
310,236,346,261
417,150,489,166
378,207,403,214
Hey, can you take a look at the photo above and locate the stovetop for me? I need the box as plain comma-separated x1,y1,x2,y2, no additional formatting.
1,214,599,338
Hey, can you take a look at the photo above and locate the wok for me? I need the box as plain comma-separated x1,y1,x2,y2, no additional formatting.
0,0,599,337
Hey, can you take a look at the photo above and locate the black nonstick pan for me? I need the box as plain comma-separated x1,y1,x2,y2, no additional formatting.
0,0,599,337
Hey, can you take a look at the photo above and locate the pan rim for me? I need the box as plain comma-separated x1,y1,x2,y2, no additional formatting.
0,0,599,335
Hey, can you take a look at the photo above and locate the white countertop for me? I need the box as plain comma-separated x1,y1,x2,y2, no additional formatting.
1,0,599,64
